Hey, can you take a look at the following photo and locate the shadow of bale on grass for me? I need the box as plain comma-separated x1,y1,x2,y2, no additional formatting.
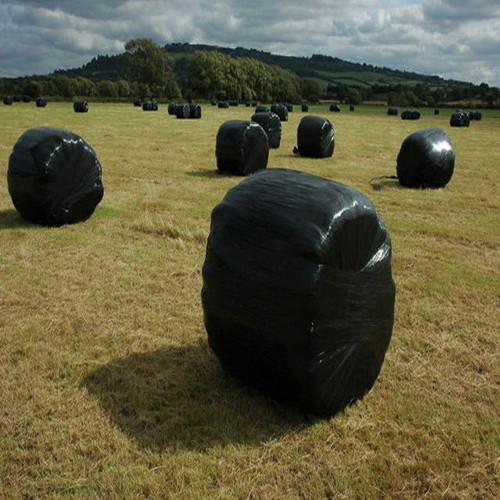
82,344,311,452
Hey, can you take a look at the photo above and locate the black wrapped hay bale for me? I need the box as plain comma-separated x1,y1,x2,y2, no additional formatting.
296,115,334,158
202,168,395,416
434,108,440,115
255,105,269,113
472,111,482,121
168,101,179,115
3,96,13,105
218,101,229,109
216,120,269,175
8,127,104,226
251,111,282,149
396,128,455,188
301,103,309,112
349,105,355,111
450,110,470,127
271,103,288,121
35,97,47,108
23,96,31,103
73,100,89,113
133,99,142,107
174,103,190,118
285,103,293,112
387,107,398,116
330,104,341,112
401,109,420,120
188,103,202,119
142,100,158,111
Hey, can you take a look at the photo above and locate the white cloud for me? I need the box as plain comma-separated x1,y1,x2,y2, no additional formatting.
0,0,498,85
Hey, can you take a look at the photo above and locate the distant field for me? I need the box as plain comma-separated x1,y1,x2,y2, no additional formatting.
1,102,498,499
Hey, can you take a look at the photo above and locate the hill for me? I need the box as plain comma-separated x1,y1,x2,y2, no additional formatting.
53,42,468,89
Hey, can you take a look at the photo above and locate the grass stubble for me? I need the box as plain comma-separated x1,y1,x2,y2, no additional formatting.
0,103,498,499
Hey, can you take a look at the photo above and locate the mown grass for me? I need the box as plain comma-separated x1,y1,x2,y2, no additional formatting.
0,102,498,499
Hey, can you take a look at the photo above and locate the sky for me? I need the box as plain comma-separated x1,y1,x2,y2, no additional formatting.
1,0,499,86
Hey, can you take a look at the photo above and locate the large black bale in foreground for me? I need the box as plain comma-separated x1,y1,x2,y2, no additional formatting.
8,127,104,226
216,120,269,175
251,111,282,148
296,115,334,158
397,128,455,188
202,169,395,416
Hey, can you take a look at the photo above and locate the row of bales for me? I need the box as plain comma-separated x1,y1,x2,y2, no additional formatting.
6,101,462,415
3,96,48,107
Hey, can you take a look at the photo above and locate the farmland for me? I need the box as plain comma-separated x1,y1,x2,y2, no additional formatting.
0,102,499,499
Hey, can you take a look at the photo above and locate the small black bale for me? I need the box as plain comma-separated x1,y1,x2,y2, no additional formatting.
174,103,190,118
74,100,89,113
8,127,104,226
202,168,395,416
450,110,470,127
251,111,282,149
142,100,158,111
255,105,269,113
188,103,202,119
396,127,455,188
215,120,269,175
13,96,21,102
218,101,229,109
434,108,440,115
470,110,482,121
285,103,293,112
229,100,239,106
35,97,47,108
301,103,309,112
3,96,14,105
270,103,288,121
133,99,142,107
401,109,420,120
296,115,334,158
23,96,31,103
349,105,355,111
330,104,341,112
168,101,179,115
387,107,398,116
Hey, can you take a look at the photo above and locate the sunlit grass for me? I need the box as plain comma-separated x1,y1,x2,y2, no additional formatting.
1,102,498,498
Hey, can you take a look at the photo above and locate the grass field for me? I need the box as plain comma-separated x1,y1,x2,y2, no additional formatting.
0,102,499,499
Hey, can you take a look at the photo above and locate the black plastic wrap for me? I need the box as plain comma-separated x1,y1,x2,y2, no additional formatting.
215,120,269,175
387,107,398,116
167,101,179,114
8,127,104,226
142,100,158,111
133,99,142,107
296,115,334,158
188,103,202,119
218,101,229,109
434,108,440,115
3,96,13,105
396,128,455,188
174,103,190,118
330,104,341,112
270,103,288,122
73,100,88,113
35,97,47,108
401,109,420,120
251,112,282,149
450,110,470,127
255,105,269,113
301,103,309,112
202,168,395,416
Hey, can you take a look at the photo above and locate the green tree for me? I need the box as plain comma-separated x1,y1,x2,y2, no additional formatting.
300,78,322,102
98,80,118,98
346,87,362,104
23,79,42,98
125,38,176,97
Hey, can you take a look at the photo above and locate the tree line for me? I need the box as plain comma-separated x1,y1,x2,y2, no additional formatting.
1,38,498,108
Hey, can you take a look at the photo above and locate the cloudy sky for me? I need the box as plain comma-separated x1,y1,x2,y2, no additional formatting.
1,0,499,86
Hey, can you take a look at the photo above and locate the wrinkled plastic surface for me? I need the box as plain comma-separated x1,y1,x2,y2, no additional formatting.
450,110,470,127
8,127,104,226
216,120,269,175
251,112,282,148
397,128,455,188
202,168,395,416
73,100,88,112
296,115,335,158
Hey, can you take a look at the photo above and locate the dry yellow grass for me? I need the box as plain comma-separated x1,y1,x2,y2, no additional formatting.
0,102,498,499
